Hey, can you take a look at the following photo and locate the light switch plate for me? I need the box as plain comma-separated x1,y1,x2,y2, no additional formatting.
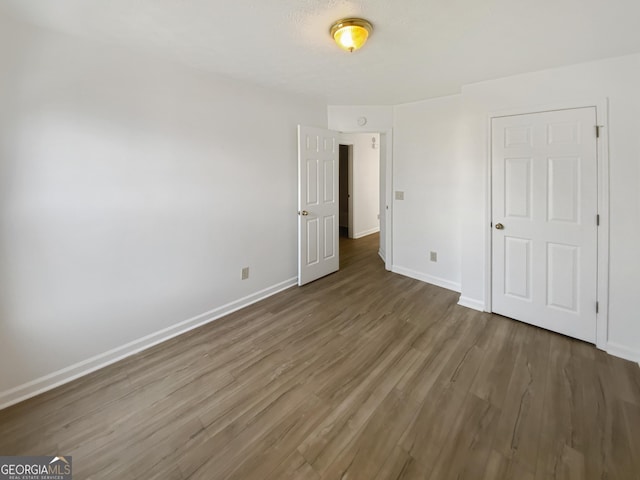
395,191,405,200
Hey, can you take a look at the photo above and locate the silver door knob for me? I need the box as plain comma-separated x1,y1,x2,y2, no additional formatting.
298,210,309,216
495,223,504,230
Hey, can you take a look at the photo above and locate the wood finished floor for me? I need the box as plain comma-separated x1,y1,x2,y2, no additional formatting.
1,233,639,479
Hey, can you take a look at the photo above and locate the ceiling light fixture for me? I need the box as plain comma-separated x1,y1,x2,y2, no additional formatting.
330,18,373,53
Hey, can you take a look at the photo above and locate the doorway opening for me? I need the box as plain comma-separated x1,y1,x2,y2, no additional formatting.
297,125,392,286
339,144,352,238
338,129,392,272
339,133,380,242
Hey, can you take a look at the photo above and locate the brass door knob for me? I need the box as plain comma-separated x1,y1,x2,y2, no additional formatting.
495,223,504,230
298,210,309,216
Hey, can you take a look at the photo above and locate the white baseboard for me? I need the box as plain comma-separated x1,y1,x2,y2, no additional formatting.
392,266,461,293
457,296,486,312
606,342,640,364
378,249,386,263
0,277,298,411
353,227,380,239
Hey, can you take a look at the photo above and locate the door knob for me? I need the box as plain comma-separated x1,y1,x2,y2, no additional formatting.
298,210,309,216
495,223,504,230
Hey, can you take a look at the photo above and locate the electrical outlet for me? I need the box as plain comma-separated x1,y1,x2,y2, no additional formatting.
430,251,437,262
241,267,249,280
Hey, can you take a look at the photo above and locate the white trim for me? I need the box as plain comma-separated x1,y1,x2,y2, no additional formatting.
353,227,380,239
484,114,493,312
378,249,386,263
606,342,640,364
0,277,298,411
392,266,461,293
487,98,608,119
384,128,394,272
594,99,610,350
457,296,486,312
485,99,610,349
347,143,355,239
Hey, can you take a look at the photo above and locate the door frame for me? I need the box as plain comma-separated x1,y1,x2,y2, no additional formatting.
382,129,393,272
484,99,610,349
335,129,393,271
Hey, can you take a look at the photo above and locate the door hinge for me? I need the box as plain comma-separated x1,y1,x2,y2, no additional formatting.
596,214,600,226
596,301,599,314
595,125,601,138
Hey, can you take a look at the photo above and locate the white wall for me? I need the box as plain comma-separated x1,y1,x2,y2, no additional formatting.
392,96,463,292
341,133,380,238
388,54,640,361
328,105,394,133
458,54,640,361
0,18,326,406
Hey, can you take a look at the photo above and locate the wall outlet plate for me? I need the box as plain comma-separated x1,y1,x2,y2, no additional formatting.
241,267,249,280
430,251,437,262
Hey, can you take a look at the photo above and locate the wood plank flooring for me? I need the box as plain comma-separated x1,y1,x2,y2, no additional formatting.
1,233,639,479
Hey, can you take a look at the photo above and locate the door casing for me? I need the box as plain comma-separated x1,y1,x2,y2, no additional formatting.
485,99,610,349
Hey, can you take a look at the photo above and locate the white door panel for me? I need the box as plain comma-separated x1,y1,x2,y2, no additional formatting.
492,108,597,343
298,125,339,286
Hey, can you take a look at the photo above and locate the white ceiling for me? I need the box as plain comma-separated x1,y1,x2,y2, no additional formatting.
3,0,640,104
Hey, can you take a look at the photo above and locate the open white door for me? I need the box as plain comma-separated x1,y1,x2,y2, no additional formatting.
298,125,340,286
491,107,598,343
